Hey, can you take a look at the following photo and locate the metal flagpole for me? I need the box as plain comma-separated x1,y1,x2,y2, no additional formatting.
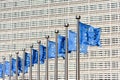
76,15,81,80
45,36,49,80
64,23,69,80
9,54,12,80
29,45,33,80
16,52,19,80
37,41,41,80
2,56,6,80
54,30,59,80
22,48,25,80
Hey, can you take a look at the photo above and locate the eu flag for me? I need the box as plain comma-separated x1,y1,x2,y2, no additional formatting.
79,22,101,47
68,30,88,53
48,40,65,59
18,57,22,72
38,40,66,61
0,64,3,78
48,41,56,58
94,28,101,46
5,61,13,76
40,45,46,64
79,22,89,44
12,58,16,74
88,27,101,46
24,52,30,73
68,30,76,51
32,49,38,64
12,58,21,75
80,44,88,54
58,35,65,58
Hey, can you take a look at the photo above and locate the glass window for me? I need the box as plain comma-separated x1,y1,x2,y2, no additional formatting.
69,7,74,13
12,12,20,18
101,38,110,45
80,74,88,80
112,38,120,44
69,74,76,79
90,50,110,58
30,32,37,38
31,21,38,27
112,61,118,69
112,26,120,32
101,27,110,33
111,14,120,20
89,4,97,10
80,62,88,70
64,7,68,13
21,11,30,17
31,10,37,16
112,49,119,57
13,2,18,7
104,15,111,21
97,4,106,10
49,9,55,14
111,2,117,9
90,16,102,22
57,8,64,14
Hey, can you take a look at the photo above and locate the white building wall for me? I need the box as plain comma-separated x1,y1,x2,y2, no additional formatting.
0,0,120,80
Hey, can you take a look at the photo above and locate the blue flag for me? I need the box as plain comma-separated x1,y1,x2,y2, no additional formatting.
12,58,16,74
5,61,13,76
18,57,22,72
40,45,46,64
79,22,89,45
48,41,56,58
68,30,88,53
31,45,46,64
48,40,65,59
0,64,3,78
42,38,65,60
79,22,101,47
68,30,76,51
58,35,65,58
12,58,21,75
88,27,101,46
32,49,38,64
94,28,101,46
79,23,89,53
80,44,88,54
24,52,30,73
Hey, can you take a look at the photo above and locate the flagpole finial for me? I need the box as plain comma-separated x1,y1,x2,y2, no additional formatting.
16,52,19,54
76,15,81,20
2,56,6,60
30,44,33,48
64,23,69,27
22,48,25,51
9,54,12,57
45,35,49,39
37,40,41,44
55,30,59,33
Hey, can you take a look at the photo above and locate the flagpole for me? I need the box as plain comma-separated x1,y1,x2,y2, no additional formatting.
45,35,49,80
22,48,25,80
9,54,12,80
15,52,19,80
2,56,6,80
29,45,33,80
64,23,69,80
37,40,41,80
54,30,59,80
76,15,81,80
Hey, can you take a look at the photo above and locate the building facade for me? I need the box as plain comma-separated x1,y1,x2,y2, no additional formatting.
0,0,120,80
